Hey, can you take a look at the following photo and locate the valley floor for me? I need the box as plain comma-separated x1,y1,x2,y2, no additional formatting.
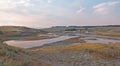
0,26,120,66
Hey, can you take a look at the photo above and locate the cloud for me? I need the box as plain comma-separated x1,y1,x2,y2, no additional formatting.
18,0,33,7
108,1,119,6
0,0,16,10
0,12,21,22
0,0,33,10
93,1,119,14
47,0,55,3
0,11,47,24
47,0,52,3
76,8,85,14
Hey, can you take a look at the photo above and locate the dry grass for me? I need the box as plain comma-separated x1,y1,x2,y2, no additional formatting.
0,43,51,66
64,37,85,43
33,43,120,60
24,35,55,40
31,43,120,66
1,40,120,66
97,32,120,37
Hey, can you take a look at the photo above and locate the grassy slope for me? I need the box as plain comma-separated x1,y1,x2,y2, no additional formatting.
0,42,120,66
0,26,48,41
96,32,120,37
0,43,51,66
32,43,120,66
89,27,120,36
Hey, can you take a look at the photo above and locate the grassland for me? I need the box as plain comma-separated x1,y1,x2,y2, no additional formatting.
0,43,51,66
32,43,120,66
1,42,120,66
0,26,48,41
96,32,120,37
0,26,120,66
24,34,56,40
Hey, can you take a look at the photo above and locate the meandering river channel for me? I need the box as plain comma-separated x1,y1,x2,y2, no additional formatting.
5,35,120,48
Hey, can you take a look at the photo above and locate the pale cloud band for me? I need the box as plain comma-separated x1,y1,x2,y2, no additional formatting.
93,1,119,14
0,0,120,28
76,8,85,14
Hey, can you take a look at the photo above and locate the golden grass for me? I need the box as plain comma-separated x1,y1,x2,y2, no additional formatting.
32,43,106,51
0,43,51,66
97,32,120,37
1,41,120,66
64,37,85,43
33,43,120,60
24,35,54,40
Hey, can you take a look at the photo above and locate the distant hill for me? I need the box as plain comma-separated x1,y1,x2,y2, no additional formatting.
0,26,41,32
52,25,120,28
0,26,47,37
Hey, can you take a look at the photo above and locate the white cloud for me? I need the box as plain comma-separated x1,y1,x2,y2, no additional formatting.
0,0,33,10
0,11,35,22
18,0,33,7
21,9,28,13
76,8,85,14
108,1,119,6
0,0,16,10
47,0,52,3
0,11,47,27
47,0,55,3
93,1,119,14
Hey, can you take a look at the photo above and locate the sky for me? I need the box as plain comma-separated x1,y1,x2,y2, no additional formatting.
0,0,120,28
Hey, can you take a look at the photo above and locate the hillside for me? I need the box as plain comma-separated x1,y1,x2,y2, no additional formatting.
32,43,120,66
0,26,37,32
0,26,47,41
1,42,120,66
0,43,50,66
0,26,46,34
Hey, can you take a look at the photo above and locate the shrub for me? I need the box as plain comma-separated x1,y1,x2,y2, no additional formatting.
4,60,18,66
22,60,29,66
0,59,4,66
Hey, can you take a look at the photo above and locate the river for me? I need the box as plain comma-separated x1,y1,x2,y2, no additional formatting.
5,36,77,48
5,35,120,48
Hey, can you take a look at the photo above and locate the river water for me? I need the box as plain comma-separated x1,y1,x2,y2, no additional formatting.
5,35,120,48
5,36,77,48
